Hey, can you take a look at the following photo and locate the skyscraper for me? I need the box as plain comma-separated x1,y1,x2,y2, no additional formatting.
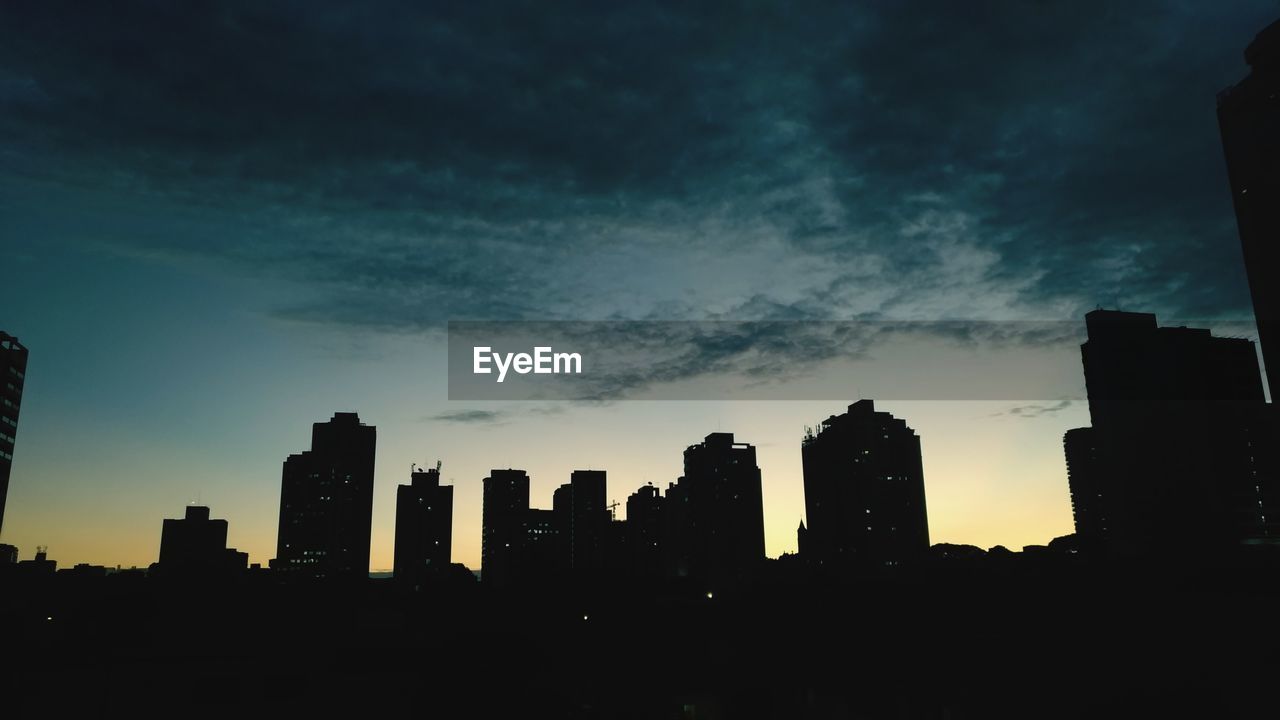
800,400,929,567
1063,427,1107,542
1218,19,1280,383
1068,310,1278,555
393,464,454,585
0,332,27,537
664,432,765,585
565,469,608,573
482,468,530,588
626,483,664,580
274,412,377,579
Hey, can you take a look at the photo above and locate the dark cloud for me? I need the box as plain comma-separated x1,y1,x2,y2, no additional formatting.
999,400,1076,418
1,1,1273,339
426,409,506,425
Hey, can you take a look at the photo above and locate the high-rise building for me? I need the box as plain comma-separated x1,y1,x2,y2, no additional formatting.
482,468,530,588
0,332,28,537
626,483,664,580
393,464,454,585
1068,310,1278,555
1218,19,1280,384
1063,427,1108,542
565,469,608,573
274,413,376,579
663,432,765,585
157,505,247,575
800,400,929,567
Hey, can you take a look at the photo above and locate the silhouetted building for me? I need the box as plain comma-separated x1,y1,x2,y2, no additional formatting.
664,432,765,585
17,546,55,576
0,332,27,537
626,484,664,580
522,508,566,578
1063,427,1108,541
565,470,608,573
0,542,16,564
482,468,617,586
482,469,530,588
1070,310,1279,556
1218,19,1280,383
275,413,377,579
603,517,628,577
393,464,454,584
661,479,691,580
800,400,929,567
157,505,246,575
62,563,108,578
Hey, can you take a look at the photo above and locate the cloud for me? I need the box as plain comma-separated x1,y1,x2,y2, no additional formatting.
426,409,507,425
998,400,1077,418
1,0,1273,346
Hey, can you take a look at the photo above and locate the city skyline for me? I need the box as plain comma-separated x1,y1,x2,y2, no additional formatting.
3,5,1280,716
4,304,1270,575
1,3,1277,575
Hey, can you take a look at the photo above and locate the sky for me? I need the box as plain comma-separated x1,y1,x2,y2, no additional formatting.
0,1,1274,570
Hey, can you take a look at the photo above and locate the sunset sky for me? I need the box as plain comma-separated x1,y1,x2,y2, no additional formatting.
0,1,1273,570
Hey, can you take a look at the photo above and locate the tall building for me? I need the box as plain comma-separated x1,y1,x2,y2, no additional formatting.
664,432,765,585
393,464,454,585
1063,427,1107,542
157,505,247,575
274,413,377,579
800,400,929,567
482,468,530,588
626,483,664,580
564,469,608,573
1068,310,1278,555
0,332,28,537
1218,19,1280,383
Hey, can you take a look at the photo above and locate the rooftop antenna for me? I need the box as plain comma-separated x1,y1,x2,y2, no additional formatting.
436,460,442,472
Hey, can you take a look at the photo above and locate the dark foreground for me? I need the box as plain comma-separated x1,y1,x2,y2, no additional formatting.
2,558,1278,719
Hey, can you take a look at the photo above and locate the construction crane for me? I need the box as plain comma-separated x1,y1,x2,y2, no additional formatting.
606,500,620,520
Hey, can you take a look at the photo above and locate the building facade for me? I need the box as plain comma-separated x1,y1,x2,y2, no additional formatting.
1218,19,1280,384
393,464,454,584
481,468,531,587
1069,310,1278,555
664,432,765,585
0,332,28,537
1063,427,1108,542
275,413,377,579
157,505,247,575
800,400,929,567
